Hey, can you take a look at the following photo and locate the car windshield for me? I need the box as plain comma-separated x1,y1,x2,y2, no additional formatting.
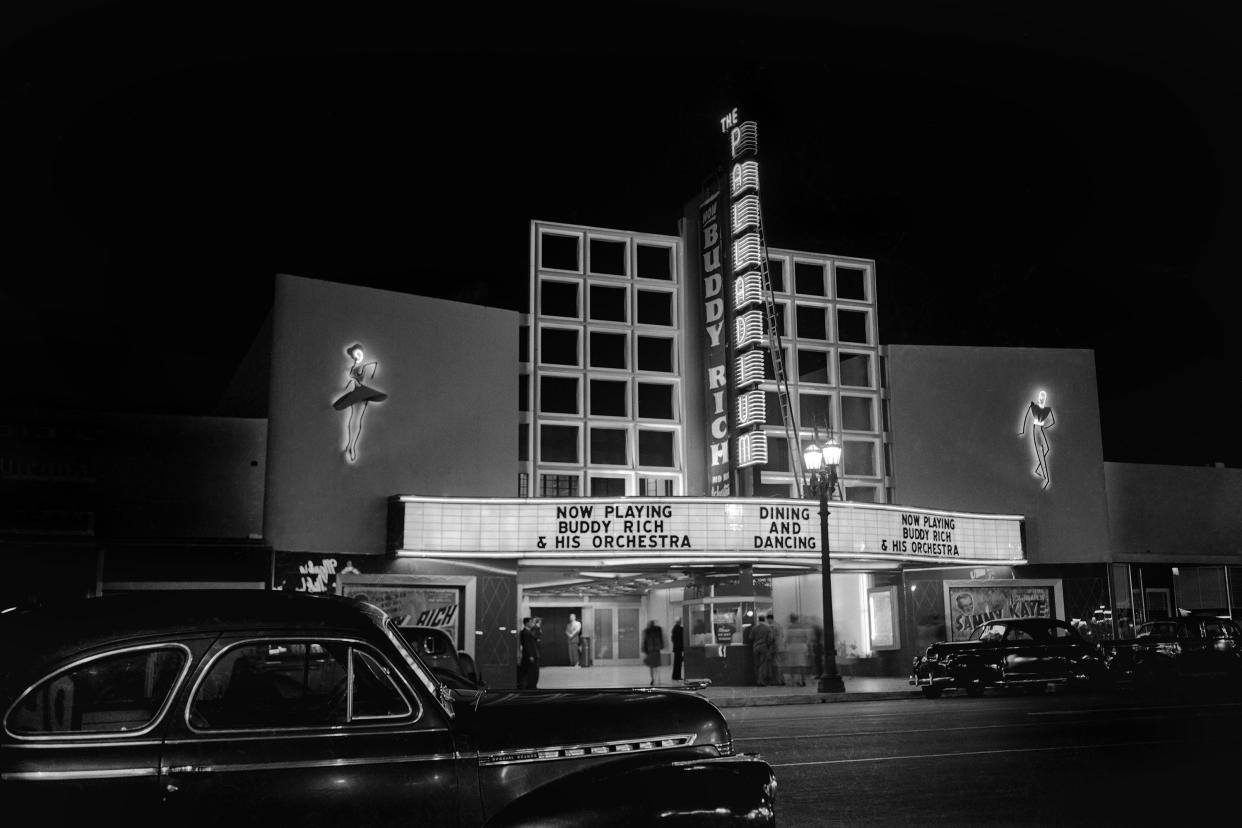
382,619,455,719
969,623,1006,642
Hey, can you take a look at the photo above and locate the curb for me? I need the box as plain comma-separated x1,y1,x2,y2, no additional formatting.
704,690,923,707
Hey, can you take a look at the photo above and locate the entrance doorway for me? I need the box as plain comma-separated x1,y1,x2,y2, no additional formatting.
529,606,582,667
593,606,641,663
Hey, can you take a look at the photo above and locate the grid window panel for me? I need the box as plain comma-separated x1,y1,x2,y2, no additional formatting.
636,290,674,326
637,383,675,420
541,232,581,272
539,376,579,415
843,440,876,477
637,336,674,372
540,328,580,367
798,393,832,432
636,244,673,280
519,374,529,412
764,391,783,425
589,284,628,322
795,305,828,341
591,476,627,496
837,309,870,344
519,326,529,362
755,481,793,498
518,423,529,461
590,428,628,466
540,280,580,319
642,478,676,497
836,266,868,301
638,430,676,467
540,474,580,497
794,261,826,296
839,352,872,387
589,238,628,276
845,486,878,503
841,396,874,431
767,435,791,472
589,379,628,417
767,257,786,293
589,332,628,369
797,349,830,384
540,425,579,464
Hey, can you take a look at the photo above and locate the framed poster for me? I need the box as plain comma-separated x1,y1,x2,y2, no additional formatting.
943,580,1063,642
338,574,475,654
867,586,901,651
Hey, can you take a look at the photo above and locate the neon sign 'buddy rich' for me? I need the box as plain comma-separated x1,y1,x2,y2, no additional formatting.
333,343,388,463
1019,389,1056,490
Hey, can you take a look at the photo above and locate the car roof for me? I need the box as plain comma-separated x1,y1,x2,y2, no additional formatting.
980,617,1067,627
0,590,389,664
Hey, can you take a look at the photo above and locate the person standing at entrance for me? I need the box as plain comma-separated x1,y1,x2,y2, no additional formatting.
519,617,541,689
768,613,786,686
671,617,685,681
566,613,582,667
751,614,773,686
783,613,810,686
642,620,666,686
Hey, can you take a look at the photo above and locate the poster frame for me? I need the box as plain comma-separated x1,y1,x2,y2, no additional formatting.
942,579,1064,642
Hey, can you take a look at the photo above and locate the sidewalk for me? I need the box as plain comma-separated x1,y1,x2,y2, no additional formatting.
535,665,920,707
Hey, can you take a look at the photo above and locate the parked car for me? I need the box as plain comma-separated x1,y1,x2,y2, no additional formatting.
0,591,776,826
910,617,1106,699
1100,614,1242,691
397,625,486,690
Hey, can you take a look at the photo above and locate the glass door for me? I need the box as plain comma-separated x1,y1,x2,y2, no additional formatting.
592,607,643,663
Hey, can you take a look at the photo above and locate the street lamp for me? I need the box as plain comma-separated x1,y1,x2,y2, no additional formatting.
804,438,845,693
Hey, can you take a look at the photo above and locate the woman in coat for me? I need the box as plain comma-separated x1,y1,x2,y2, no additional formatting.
642,620,666,686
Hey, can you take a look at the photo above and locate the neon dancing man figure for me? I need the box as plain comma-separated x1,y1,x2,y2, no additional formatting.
1019,389,1056,490
333,342,388,463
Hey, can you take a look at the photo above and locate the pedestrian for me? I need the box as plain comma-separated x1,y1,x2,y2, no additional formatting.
566,612,583,667
767,613,786,686
642,619,666,686
751,613,773,686
671,617,685,681
784,613,810,686
518,616,541,689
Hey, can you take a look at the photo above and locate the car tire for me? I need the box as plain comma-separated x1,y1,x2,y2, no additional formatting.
964,684,985,698
921,686,943,699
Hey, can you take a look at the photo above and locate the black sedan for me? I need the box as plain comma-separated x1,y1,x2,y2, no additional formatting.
0,590,775,825
1102,615,1242,692
910,617,1105,699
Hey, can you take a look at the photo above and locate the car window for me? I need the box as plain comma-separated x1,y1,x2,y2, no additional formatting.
1005,628,1035,642
970,623,1005,642
1202,620,1226,639
7,646,187,737
189,640,410,731
1047,625,1076,640
1223,621,1242,640
1181,622,1204,640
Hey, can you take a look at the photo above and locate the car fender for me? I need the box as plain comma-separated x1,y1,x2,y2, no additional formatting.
485,755,776,827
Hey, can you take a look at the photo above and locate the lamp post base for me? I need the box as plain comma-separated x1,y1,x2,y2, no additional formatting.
817,674,845,693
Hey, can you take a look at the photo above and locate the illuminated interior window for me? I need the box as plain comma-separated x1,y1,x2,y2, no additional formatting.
767,257,786,293
636,290,674,326
541,280,580,318
518,473,529,497
637,336,674,372
638,430,675,467
589,284,627,322
764,391,783,425
838,352,871,387
836,266,867,301
798,393,831,431
540,376,579,415
590,428,628,465
541,233,580,271
795,261,826,296
845,486,879,503
843,440,876,477
589,238,628,276
638,383,674,420
540,328,580,366
518,423,529,461
589,331,627,369
642,478,675,497
636,244,673,280
797,349,829,384
591,477,627,496
540,426,579,464
837,309,870,344
540,474,579,497
841,396,874,431
589,379,628,417
795,305,828,340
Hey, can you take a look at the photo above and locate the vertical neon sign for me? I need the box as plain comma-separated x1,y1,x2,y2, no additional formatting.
700,191,733,495
727,117,767,470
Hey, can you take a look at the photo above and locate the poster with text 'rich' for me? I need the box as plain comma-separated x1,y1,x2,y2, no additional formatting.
343,584,465,647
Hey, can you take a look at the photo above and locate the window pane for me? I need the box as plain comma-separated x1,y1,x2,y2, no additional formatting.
540,328,579,366
638,383,674,419
836,266,867,301
590,428,628,465
798,350,829,384
351,650,410,719
795,305,827,340
837,309,869,343
590,379,628,416
637,290,673,326
767,436,790,472
589,284,627,322
637,336,674,372
767,258,785,293
519,375,529,412
518,423,529,461
638,430,675,467
541,280,579,318
589,238,627,275
589,332,627,369
845,486,878,503
843,440,876,476
841,396,873,431
839,353,871,387
591,477,627,496
8,648,185,735
795,261,825,296
799,393,832,432
541,425,579,463
765,391,783,425
762,303,787,338
540,376,578,414
541,233,580,271
519,326,529,362
190,642,348,730
636,244,672,280
540,474,579,497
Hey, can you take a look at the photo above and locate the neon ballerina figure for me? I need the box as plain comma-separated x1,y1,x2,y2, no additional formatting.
333,343,388,463
1019,389,1056,490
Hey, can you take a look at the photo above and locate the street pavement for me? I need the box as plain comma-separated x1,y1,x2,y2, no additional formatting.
536,664,920,706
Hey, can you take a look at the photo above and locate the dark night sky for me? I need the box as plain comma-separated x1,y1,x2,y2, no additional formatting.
3,1,1240,467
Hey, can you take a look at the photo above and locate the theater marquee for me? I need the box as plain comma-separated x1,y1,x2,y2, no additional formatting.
390,496,1026,567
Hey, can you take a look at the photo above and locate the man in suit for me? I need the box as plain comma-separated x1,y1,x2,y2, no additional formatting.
518,616,541,689
671,617,685,681
566,613,583,667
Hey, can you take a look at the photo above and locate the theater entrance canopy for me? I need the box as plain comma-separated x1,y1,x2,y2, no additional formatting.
389,496,1026,593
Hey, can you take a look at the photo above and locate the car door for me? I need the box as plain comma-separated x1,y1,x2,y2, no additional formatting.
1,643,192,823
158,635,461,827
1197,619,1240,677
1174,620,1211,676
999,625,1043,678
